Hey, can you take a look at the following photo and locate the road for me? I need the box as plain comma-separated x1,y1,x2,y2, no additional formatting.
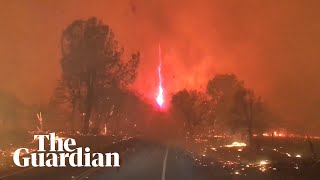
0,142,229,180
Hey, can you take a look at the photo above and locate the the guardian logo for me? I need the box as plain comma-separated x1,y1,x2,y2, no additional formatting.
13,133,120,168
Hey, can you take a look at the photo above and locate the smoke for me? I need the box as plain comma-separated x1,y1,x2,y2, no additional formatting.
0,0,320,132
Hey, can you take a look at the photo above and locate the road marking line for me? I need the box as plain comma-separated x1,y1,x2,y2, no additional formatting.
162,147,169,180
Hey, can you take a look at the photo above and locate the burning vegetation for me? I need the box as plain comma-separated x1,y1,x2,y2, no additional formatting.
0,14,320,179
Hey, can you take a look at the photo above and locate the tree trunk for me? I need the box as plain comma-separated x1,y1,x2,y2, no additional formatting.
70,86,80,133
306,134,316,159
83,92,93,134
70,101,76,133
83,72,95,134
247,100,254,147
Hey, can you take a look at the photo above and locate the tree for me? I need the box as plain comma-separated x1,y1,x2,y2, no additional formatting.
233,89,257,145
171,89,209,136
50,79,80,132
206,74,244,133
60,17,139,134
207,74,273,146
207,74,243,100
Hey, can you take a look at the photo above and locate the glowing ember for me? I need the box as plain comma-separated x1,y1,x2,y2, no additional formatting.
225,142,247,147
100,124,108,135
36,112,43,132
259,160,269,165
296,154,301,158
156,44,164,107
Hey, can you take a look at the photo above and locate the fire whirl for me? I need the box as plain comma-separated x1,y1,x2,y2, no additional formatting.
156,44,164,108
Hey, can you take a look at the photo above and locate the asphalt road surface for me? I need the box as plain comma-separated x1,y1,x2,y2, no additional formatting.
0,142,228,180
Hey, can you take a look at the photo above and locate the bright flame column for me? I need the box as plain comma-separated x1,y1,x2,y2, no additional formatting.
156,44,164,107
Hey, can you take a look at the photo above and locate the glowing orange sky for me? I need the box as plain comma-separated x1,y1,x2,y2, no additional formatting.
0,0,320,131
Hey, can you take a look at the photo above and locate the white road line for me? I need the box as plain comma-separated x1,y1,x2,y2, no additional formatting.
161,147,169,180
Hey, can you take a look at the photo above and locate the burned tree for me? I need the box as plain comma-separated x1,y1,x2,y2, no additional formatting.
60,17,139,134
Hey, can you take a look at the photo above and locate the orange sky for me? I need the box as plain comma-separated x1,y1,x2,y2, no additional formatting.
0,0,320,131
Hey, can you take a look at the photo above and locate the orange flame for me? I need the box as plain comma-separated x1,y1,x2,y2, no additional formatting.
156,44,164,107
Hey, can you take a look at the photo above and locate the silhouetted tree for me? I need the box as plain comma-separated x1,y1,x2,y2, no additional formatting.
50,79,80,132
207,74,272,146
60,17,139,134
206,74,244,133
207,74,244,101
171,89,209,136
233,89,257,145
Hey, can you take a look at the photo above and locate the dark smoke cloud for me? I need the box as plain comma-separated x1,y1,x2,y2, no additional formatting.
0,0,319,132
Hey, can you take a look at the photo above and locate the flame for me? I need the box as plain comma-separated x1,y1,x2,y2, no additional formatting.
156,44,164,107
225,142,247,147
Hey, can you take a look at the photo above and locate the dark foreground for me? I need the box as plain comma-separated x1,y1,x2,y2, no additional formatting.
0,138,320,180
